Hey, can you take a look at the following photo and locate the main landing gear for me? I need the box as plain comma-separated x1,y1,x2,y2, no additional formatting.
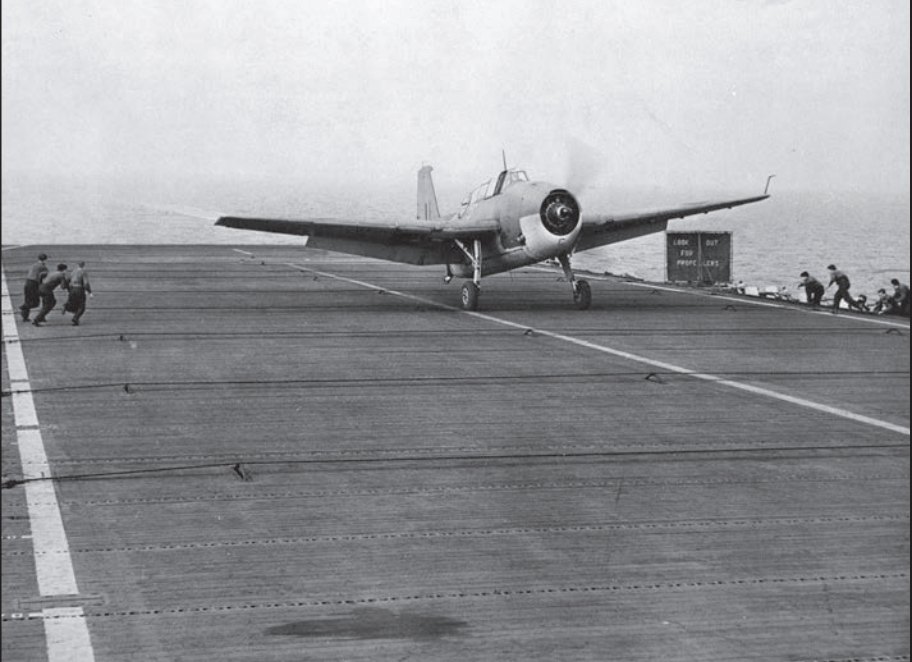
449,243,592,311
453,238,482,311
461,281,479,311
558,252,591,310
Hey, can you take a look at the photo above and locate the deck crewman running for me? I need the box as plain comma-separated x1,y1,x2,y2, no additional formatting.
32,263,69,326
826,264,857,314
64,260,93,326
19,253,49,321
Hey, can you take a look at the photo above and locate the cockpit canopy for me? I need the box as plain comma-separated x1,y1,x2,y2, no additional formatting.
462,169,530,209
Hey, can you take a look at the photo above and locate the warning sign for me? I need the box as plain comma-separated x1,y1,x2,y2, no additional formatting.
666,232,732,284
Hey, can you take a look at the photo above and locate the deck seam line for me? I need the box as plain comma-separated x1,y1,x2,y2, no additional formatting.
4,571,902,621
1,265,96,662
282,260,910,437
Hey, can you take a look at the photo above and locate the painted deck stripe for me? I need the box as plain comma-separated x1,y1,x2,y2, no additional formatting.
12,391,39,428
483,318,911,436
285,261,910,437
5,343,30,378
1,267,96,662
42,608,95,661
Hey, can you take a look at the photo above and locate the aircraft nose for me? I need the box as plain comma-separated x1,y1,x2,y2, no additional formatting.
539,190,580,236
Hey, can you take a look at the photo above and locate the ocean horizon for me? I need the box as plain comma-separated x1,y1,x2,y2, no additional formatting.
2,171,909,302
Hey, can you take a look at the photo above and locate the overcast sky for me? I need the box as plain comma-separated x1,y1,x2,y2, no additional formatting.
2,0,909,194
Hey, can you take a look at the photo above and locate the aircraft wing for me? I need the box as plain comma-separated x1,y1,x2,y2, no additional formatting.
574,194,769,252
215,216,500,265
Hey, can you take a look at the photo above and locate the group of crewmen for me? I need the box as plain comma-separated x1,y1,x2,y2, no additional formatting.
798,265,910,316
18,253,93,326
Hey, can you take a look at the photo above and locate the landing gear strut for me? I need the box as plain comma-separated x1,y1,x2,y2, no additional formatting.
454,238,483,311
558,252,591,310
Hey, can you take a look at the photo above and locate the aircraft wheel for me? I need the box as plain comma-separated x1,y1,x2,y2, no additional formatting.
461,282,479,311
574,280,592,310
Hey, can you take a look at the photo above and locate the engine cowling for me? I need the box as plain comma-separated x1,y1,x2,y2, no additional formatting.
519,188,582,261
540,190,580,235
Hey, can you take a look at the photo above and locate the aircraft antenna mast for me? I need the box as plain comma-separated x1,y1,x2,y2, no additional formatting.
502,149,508,171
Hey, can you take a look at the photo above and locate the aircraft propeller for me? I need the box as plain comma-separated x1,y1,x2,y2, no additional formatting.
563,137,604,196
540,191,580,236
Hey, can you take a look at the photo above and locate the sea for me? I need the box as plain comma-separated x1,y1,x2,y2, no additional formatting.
2,172,909,301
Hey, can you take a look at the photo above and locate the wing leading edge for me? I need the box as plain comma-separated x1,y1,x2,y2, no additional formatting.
215,216,499,266
217,192,768,264
575,194,769,252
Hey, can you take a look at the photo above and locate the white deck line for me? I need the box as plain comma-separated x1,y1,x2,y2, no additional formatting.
285,261,910,437
1,267,96,661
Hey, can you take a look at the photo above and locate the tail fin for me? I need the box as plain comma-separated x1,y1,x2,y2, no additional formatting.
417,165,440,221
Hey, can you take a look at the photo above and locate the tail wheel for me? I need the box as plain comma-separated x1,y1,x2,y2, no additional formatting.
574,280,592,310
461,282,479,311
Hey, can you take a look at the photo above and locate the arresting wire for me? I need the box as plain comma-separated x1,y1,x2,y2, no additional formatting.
2,441,908,490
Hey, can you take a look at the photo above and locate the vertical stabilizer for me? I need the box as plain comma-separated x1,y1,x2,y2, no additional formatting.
417,165,440,221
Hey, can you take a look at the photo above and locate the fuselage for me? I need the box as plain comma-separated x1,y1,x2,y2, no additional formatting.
444,171,582,278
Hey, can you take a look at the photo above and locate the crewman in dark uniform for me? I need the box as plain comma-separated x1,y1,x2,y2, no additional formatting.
891,278,910,316
798,271,825,307
826,264,856,314
64,261,93,325
19,253,49,321
873,288,894,315
32,264,68,326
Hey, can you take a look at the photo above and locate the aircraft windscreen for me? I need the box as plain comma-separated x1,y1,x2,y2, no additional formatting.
460,170,530,216
488,170,529,197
